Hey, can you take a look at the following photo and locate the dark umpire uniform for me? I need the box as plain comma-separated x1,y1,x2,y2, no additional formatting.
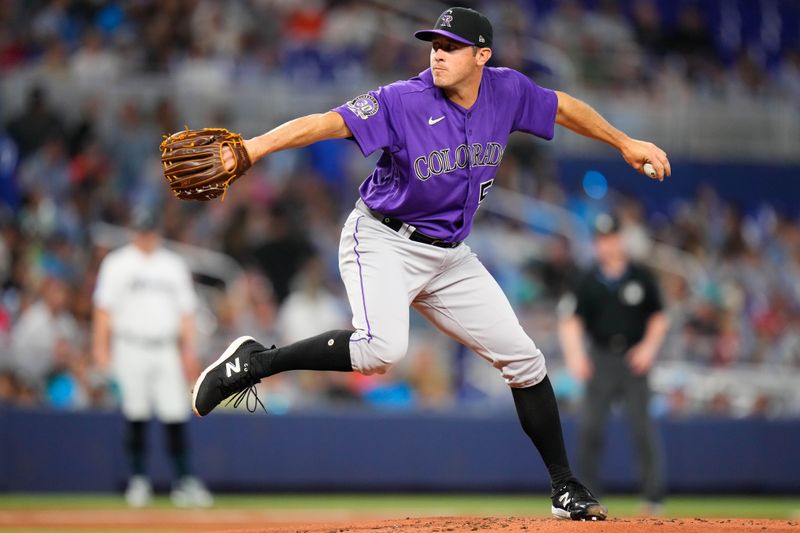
558,214,668,509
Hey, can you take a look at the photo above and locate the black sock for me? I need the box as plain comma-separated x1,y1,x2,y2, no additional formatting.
511,376,573,489
126,420,147,477
252,330,354,378
165,422,190,478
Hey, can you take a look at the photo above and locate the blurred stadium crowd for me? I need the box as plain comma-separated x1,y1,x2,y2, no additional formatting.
0,0,799,418
1,0,799,97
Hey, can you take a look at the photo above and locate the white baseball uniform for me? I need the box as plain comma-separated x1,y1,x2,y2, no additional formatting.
93,244,197,422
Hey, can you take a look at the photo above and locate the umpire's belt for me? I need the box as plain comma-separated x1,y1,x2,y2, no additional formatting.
357,199,462,249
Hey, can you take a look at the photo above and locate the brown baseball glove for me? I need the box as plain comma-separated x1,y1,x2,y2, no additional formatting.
160,127,252,201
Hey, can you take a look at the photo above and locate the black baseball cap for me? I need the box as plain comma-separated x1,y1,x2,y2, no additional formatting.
592,213,621,237
414,7,493,49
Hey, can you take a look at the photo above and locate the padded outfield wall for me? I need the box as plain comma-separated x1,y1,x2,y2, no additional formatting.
1,407,798,493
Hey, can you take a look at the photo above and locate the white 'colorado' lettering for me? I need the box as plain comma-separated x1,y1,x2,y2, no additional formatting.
414,142,504,181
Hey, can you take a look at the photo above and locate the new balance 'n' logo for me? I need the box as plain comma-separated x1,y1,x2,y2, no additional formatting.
226,357,241,377
558,492,571,506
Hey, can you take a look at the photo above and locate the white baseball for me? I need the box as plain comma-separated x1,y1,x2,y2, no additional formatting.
643,163,657,179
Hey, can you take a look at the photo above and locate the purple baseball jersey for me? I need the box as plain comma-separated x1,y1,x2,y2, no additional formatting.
333,67,558,242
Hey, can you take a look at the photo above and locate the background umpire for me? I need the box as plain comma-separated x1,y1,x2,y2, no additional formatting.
558,213,669,514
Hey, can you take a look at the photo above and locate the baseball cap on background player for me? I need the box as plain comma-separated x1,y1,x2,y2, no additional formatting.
414,7,493,49
130,206,161,233
592,213,621,237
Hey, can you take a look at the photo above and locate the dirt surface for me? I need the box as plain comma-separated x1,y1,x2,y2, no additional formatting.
0,510,798,533
220,517,799,533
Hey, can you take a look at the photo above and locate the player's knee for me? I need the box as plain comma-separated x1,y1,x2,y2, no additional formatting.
501,345,547,388
352,334,408,375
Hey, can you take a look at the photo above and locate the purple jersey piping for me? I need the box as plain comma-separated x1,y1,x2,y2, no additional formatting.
352,215,373,342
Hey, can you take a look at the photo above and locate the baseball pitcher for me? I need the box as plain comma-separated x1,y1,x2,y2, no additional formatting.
166,7,671,520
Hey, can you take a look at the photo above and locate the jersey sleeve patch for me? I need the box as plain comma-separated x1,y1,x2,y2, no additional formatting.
346,94,380,119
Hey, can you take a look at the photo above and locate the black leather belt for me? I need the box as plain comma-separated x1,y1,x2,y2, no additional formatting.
359,200,462,249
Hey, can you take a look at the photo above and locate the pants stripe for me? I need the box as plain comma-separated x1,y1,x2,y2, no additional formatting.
352,215,373,342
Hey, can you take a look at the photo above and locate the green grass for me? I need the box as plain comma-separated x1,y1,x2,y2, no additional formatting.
0,493,797,533
0,493,797,518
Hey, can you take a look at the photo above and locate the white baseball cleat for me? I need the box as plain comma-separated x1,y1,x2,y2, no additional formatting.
171,476,213,508
125,475,152,508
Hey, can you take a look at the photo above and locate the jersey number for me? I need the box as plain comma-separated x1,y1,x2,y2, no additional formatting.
479,179,494,204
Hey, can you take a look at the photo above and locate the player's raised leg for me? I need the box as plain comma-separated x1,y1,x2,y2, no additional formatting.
412,246,607,521
192,209,415,416
191,329,353,416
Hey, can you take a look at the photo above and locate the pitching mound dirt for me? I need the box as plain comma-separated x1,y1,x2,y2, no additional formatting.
217,517,799,533
1,510,797,532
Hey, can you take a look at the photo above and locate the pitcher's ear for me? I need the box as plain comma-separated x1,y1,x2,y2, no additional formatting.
476,47,492,66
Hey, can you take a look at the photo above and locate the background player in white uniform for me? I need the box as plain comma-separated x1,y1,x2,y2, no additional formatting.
92,209,212,508
190,7,670,521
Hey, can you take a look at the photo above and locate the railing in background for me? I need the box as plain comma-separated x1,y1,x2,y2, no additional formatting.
483,187,709,292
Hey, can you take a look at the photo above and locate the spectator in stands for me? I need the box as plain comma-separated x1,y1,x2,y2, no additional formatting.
70,28,121,89
33,38,71,82
729,50,771,99
67,96,101,157
153,98,180,140
17,137,71,204
664,3,717,84
10,275,79,389
630,0,667,58
239,267,279,334
530,235,580,301
250,202,314,304
113,100,155,198
275,254,347,345
5,86,65,159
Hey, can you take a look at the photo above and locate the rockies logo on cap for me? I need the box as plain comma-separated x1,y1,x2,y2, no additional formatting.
414,7,493,49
